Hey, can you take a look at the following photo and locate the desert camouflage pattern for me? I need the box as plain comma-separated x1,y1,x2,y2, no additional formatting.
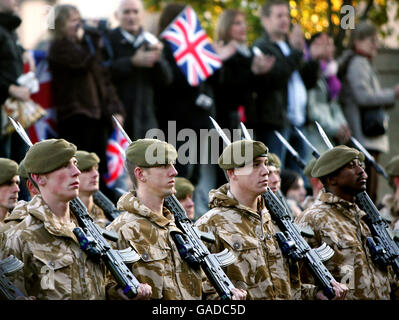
90,203,109,228
195,183,317,300
106,191,203,300
380,194,399,231
0,195,107,300
295,191,398,300
0,200,30,233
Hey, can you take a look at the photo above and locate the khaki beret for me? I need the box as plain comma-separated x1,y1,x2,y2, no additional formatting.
268,152,281,169
75,151,100,171
126,139,177,167
386,155,399,177
0,158,18,185
175,177,195,200
304,158,317,177
218,140,268,170
311,145,365,178
17,158,29,180
24,139,77,174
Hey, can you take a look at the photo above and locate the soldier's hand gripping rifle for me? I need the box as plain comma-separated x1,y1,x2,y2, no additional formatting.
0,256,26,300
8,117,141,299
210,118,337,299
112,116,237,300
315,121,399,276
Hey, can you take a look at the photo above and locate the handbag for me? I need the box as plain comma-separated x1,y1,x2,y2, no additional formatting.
360,107,387,137
1,97,47,136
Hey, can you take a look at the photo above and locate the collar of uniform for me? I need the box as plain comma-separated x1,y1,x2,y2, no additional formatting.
27,194,79,242
117,190,173,228
320,191,365,219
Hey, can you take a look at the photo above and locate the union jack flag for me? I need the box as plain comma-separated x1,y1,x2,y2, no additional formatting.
160,6,221,86
103,127,129,187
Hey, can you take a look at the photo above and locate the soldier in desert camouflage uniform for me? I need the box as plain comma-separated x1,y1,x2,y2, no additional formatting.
0,158,19,226
106,138,246,300
195,140,347,300
0,139,110,299
0,159,38,232
295,145,399,299
380,155,399,237
75,150,109,228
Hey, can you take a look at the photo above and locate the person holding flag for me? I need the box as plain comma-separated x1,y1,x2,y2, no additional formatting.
155,3,221,213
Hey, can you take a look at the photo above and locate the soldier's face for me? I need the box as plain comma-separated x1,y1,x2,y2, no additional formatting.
79,165,99,195
0,175,20,211
179,194,195,221
143,163,178,198
233,156,269,196
334,158,368,195
267,165,281,194
116,0,143,35
43,158,81,201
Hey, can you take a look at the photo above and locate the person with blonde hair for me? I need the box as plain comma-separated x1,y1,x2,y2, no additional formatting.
48,4,125,201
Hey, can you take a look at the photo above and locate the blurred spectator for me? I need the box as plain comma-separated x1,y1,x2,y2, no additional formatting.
0,0,30,200
155,2,217,215
213,8,275,131
213,8,275,188
250,0,323,175
174,177,196,221
107,0,171,140
304,33,351,163
48,4,125,198
338,21,399,203
280,168,306,217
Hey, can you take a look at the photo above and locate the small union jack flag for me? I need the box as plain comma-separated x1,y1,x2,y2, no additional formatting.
103,127,129,187
160,6,221,86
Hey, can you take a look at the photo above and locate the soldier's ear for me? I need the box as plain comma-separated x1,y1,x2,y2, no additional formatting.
134,167,146,183
30,173,46,187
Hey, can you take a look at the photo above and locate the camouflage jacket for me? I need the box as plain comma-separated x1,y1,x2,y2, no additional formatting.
90,203,109,229
295,191,398,300
0,200,30,233
106,191,203,300
380,194,399,230
195,184,317,300
0,195,107,300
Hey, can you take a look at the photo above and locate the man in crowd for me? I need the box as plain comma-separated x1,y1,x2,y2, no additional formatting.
250,0,322,173
108,0,171,140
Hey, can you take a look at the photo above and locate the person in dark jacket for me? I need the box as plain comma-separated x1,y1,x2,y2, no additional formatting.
107,0,172,140
48,4,125,199
249,0,323,174
0,0,30,201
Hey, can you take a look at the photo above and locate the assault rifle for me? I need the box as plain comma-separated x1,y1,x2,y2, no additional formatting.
0,256,25,300
209,118,337,299
314,121,399,276
112,116,238,300
9,117,142,298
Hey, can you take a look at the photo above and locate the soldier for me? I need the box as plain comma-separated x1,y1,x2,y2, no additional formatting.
0,158,19,226
195,140,346,299
106,138,246,300
380,155,399,235
175,177,196,221
295,145,399,299
0,139,150,300
75,150,109,228
301,158,323,211
0,159,36,231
